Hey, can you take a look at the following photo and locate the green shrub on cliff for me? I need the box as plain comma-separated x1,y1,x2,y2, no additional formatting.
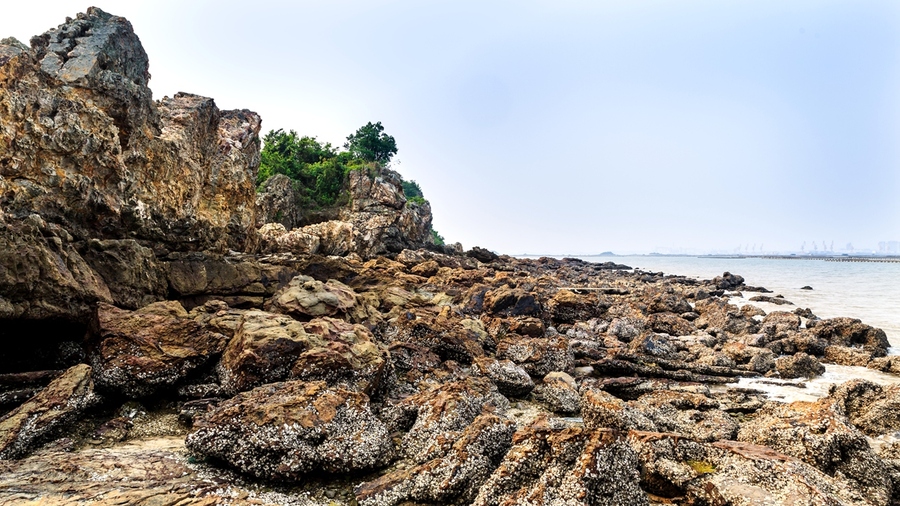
402,179,424,199
344,121,397,164
257,129,347,207
257,129,335,184
258,122,403,208
257,122,449,244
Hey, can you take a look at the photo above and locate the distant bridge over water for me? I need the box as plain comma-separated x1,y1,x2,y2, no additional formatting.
750,255,900,264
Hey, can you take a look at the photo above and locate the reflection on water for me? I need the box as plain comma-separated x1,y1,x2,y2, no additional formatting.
726,364,900,403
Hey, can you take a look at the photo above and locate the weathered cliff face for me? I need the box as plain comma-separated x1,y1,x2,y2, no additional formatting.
0,8,261,322
256,167,435,258
0,8,260,251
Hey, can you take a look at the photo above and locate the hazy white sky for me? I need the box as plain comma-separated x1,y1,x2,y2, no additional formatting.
3,1,899,254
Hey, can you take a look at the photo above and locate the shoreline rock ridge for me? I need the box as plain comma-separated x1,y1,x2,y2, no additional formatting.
0,8,899,506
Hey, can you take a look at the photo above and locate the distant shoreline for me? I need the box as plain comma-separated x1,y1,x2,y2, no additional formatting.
517,253,900,263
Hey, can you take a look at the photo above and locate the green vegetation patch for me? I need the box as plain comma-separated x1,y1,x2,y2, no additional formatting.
257,121,447,244
431,229,445,246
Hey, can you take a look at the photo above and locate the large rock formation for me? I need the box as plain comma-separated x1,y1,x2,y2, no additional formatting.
0,8,261,322
0,9,260,250
256,167,435,257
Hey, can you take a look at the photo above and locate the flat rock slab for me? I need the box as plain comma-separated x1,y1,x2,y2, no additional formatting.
0,437,328,505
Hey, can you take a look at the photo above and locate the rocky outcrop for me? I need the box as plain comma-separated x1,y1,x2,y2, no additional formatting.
85,302,228,397
255,167,435,258
0,364,97,459
0,217,112,321
186,380,394,479
0,10,260,251
257,222,320,254
0,9,261,324
255,174,302,229
3,10,900,504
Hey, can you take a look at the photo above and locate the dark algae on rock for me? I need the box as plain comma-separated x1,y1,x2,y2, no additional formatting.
2,7,900,506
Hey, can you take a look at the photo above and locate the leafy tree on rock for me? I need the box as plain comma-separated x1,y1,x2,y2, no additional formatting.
344,121,397,164
257,129,336,186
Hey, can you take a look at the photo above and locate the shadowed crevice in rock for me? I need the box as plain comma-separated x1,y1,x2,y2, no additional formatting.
0,319,86,374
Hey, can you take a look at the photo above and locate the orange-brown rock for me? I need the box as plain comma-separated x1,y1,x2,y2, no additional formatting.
0,364,97,459
217,310,312,393
86,303,228,397
218,311,389,394
290,317,389,395
0,10,260,251
266,275,358,317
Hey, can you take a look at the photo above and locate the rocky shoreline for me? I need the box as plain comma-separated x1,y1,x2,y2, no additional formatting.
2,9,900,506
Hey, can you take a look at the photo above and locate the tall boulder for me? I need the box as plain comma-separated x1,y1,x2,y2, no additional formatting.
258,167,435,258
0,8,260,250
0,8,261,322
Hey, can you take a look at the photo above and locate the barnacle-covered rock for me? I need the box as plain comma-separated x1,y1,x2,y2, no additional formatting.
472,357,534,397
218,310,388,394
186,380,393,479
496,335,572,377
86,303,228,397
531,372,580,415
738,397,892,505
355,413,515,506
396,376,508,463
0,364,97,459
472,420,648,506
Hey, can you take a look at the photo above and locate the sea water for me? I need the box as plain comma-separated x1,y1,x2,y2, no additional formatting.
568,255,900,401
